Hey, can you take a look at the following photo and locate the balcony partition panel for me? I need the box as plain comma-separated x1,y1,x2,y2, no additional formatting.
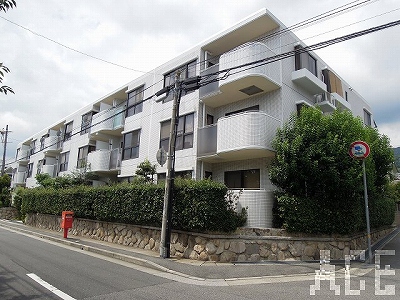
197,124,217,157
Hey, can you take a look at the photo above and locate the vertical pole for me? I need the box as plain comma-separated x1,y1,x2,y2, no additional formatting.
1,125,9,176
362,159,372,263
160,72,181,258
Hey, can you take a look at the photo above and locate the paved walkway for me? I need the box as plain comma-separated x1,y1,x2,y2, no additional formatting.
1,219,396,284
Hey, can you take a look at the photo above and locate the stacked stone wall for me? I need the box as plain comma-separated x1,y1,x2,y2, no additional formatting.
25,213,394,262
0,207,19,220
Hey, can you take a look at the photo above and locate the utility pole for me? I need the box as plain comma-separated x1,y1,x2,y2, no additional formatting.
160,72,182,258
1,125,10,176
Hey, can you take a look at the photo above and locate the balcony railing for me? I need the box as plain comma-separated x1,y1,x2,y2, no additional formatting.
198,112,280,161
199,43,281,107
314,92,351,113
292,68,327,95
87,148,121,172
91,106,125,137
41,164,56,177
13,171,27,185
41,136,62,153
16,149,30,162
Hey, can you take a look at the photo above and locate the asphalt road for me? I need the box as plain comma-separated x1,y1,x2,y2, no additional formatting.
1,225,400,299
0,227,171,299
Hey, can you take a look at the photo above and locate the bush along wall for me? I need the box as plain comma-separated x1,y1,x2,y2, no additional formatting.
20,179,246,233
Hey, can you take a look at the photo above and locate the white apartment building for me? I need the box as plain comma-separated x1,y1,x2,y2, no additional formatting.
11,9,374,228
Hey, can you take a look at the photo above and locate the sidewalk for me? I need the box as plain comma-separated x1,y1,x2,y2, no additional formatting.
0,219,381,283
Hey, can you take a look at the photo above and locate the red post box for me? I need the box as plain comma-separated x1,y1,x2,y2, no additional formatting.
61,211,74,238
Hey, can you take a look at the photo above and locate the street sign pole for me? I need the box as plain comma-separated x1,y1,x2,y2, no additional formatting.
349,140,372,264
362,159,372,264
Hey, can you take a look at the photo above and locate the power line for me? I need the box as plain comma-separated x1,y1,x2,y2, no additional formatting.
0,0,380,78
0,15,153,74
6,19,400,167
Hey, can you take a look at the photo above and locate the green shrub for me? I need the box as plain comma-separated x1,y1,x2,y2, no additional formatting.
270,108,395,234
20,179,246,233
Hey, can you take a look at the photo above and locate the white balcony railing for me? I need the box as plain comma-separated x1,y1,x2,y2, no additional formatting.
219,42,280,88
87,148,121,172
91,106,125,135
41,136,62,152
198,112,280,160
16,148,30,162
314,92,351,113
200,43,281,106
41,164,56,177
13,171,27,185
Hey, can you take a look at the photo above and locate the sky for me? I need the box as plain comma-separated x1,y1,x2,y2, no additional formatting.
1,0,400,165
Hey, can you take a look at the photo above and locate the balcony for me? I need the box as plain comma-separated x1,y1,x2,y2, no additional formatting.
197,112,280,162
41,164,56,177
199,43,281,108
16,149,30,163
314,92,351,113
292,68,327,94
41,136,62,155
13,171,26,186
332,92,351,111
90,106,124,141
87,149,121,173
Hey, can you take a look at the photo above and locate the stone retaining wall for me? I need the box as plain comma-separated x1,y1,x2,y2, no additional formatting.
25,213,395,262
0,207,19,220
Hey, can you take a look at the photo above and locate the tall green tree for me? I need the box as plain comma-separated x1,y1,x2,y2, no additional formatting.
0,174,11,206
270,108,394,234
0,0,16,95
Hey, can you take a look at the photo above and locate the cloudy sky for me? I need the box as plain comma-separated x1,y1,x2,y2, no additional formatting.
1,0,400,165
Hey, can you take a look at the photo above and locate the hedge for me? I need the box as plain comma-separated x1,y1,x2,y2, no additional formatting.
20,179,246,233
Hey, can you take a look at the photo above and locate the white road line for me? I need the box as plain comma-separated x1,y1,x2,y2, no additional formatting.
26,273,76,300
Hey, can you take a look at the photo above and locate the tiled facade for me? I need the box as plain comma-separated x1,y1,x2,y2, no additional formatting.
10,9,374,228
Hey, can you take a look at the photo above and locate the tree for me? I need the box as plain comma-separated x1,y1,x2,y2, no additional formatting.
134,159,157,183
0,0,16,95
0,174,11,206
270,107,395,234
0,0,16,12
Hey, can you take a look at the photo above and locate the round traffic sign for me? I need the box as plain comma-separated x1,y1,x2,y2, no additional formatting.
349,141,370,159
156,147,167,166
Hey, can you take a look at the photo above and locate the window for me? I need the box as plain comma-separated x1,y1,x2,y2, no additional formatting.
224,169,260,189
160,113,194,151
126,86,144,117
122,129,141,160
295,45,317,77
15,148,20,160
81,112,97,135
27,163,33,178
163,60,197,102
77,145,95,168
64,122,73,141
225,105,259,117
59,152,69,172
364,109,372,127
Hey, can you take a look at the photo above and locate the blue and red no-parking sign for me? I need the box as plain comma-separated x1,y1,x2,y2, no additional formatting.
349,140,370,159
